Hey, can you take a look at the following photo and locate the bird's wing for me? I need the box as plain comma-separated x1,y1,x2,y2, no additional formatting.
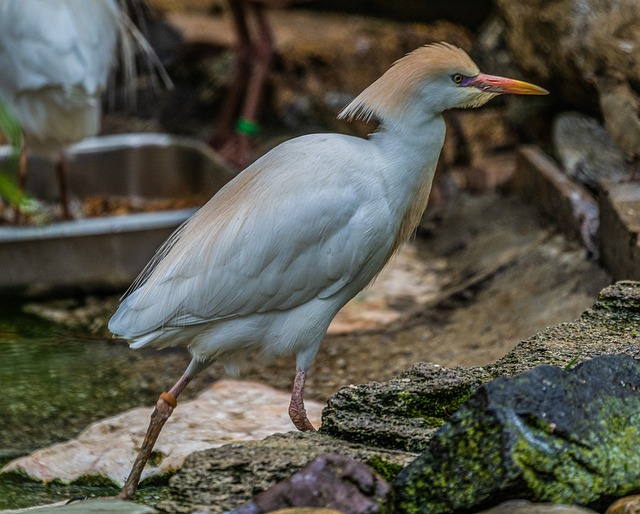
110,136,391,338
0,0,120,98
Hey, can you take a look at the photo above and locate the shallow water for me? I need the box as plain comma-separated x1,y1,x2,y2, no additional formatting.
0,303,180,509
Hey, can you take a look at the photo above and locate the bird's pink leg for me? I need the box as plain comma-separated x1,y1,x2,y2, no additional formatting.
117,369,195,500
56,151,72,220
212,0,275,170
231,0,274,166
288,369,316,432
210,0,252,156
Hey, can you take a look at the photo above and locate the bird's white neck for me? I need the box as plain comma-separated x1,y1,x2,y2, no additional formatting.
369,113,446,249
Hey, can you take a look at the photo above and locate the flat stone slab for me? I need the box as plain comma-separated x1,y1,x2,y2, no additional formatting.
1,380,323,486
599,181,640,281
2,499,156,514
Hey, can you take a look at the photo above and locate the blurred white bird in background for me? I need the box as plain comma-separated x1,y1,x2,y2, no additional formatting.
0,0,136,220
108,42,548,499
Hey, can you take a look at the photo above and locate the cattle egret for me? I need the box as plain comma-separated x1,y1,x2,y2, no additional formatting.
109,42,548,499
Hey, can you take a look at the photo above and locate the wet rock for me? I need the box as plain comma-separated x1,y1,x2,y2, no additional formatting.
321,281,640,456
157,431,415,514
1,380,322,487
1,499,157,513
552,112,628,191
320,364,489,452
229,453,388,514
478,500,598,514
390,353,640,513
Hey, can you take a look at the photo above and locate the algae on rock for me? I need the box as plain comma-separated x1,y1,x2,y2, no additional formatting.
390,354,640,514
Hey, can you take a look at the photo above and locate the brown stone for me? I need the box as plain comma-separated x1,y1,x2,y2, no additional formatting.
495,0,640,105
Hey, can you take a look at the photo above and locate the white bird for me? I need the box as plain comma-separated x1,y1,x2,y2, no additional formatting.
109,42,548,500
0,0,124,220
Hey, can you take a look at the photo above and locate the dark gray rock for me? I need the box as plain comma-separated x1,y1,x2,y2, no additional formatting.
229,453,388,514
389,354,640,514
320,363,489,452
322,282,640,454
156,432,415,514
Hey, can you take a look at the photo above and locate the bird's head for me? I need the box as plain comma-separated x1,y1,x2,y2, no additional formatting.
339,43,548,125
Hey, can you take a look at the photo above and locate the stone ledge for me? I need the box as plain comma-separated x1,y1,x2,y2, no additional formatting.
512,145,640,282
599,181,640,281
512,145,598,256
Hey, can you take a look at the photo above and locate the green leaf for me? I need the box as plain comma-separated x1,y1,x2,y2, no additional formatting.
0,101,22,149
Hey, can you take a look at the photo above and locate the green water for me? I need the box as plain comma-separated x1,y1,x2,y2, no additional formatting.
0,303,190,509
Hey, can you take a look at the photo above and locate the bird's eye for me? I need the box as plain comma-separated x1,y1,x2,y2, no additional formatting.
451,74,464,84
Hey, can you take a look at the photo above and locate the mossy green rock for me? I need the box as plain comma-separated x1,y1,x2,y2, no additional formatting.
389,354,640,514
321,282,640,455
320,363,490,452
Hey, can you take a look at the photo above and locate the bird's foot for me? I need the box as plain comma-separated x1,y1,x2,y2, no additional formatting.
288,403,316,432
289,369,316,432
115,391,179,501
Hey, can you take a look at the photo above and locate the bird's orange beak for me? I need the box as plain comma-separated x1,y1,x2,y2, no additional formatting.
468,73,549,95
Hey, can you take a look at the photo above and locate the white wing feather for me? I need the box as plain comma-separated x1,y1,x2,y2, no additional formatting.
109,135,392,339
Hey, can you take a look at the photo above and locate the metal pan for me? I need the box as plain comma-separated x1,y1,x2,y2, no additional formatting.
0,133,234,297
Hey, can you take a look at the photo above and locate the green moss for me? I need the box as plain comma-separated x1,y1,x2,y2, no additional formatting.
140,469,174,487
367,455,405,482
392,417,507,513
511,406,640,506
392,362,640,514
68,474,119,488
390,386,475,422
